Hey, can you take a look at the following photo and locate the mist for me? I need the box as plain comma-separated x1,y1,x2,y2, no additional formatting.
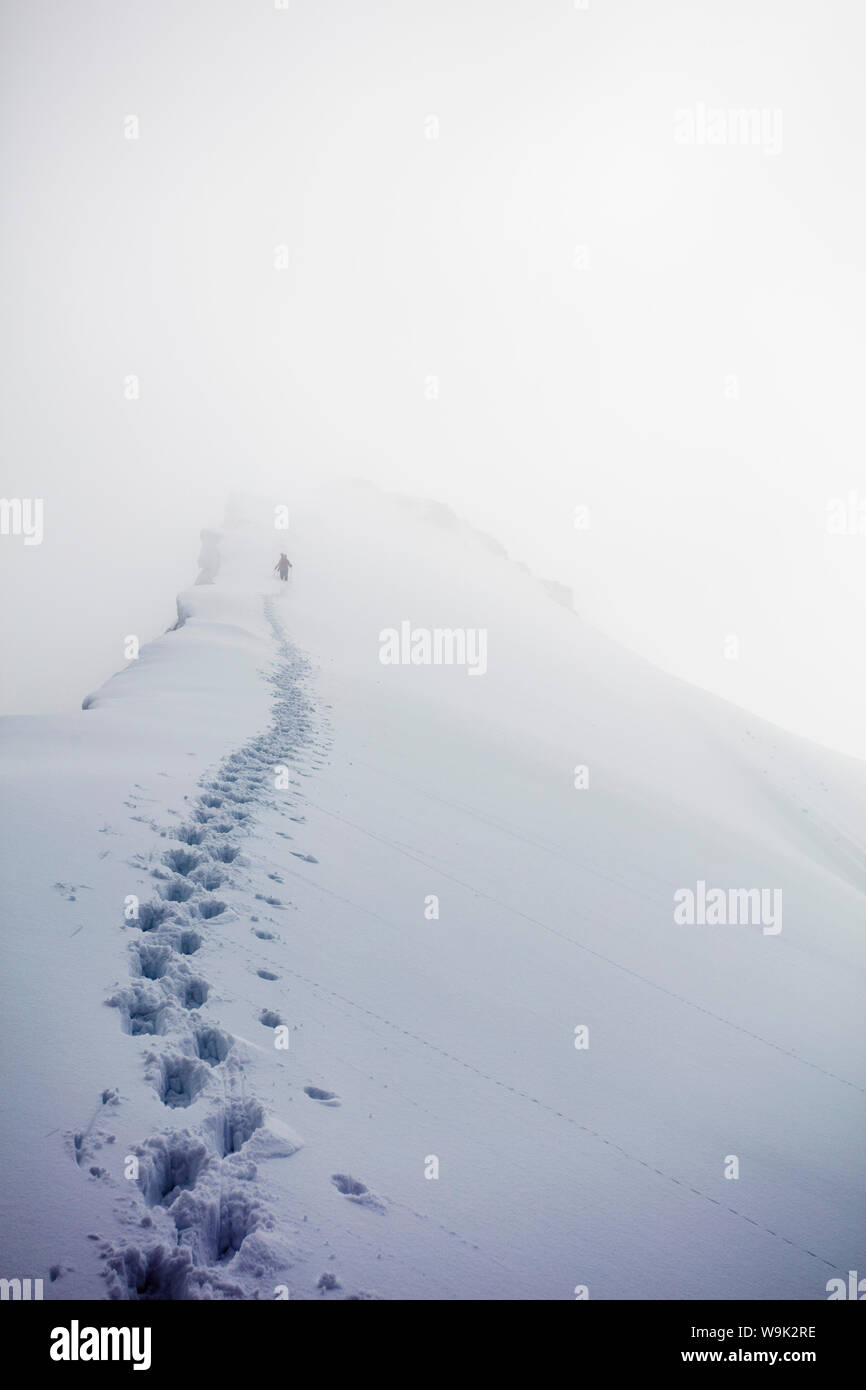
2,0,864,759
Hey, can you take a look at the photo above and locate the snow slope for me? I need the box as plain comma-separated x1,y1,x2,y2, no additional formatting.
1,481,864,1300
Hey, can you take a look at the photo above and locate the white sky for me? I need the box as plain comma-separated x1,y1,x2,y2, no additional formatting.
2,0,865,759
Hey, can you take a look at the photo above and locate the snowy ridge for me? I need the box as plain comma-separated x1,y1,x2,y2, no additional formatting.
1,485,865,1300
101,595,322,1297
383,486,579,614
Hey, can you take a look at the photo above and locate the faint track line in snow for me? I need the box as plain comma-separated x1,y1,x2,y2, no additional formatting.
353,757,675,902
299,800,864,1097
256,946,843,1274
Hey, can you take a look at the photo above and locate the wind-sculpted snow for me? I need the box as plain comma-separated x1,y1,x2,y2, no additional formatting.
194,529,222,588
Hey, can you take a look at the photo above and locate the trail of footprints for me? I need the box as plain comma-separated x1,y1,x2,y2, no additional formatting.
82,589,843,1294
95,598,371,1299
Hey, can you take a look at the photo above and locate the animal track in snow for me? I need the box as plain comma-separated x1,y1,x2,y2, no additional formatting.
72,1089,119,1167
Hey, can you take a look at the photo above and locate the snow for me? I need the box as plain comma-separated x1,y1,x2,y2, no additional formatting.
1,481,863,1300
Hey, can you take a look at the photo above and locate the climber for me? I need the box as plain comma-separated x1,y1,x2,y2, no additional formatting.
274,552,292,581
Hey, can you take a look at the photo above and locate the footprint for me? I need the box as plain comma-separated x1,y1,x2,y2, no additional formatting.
108,982,168,1036
174,1190,260,1265
171,929,203,956
177,976,209,1009
154,1055,209,1109
132,901,175,932
331,1174,367,1197
175,826,207,846
207,1098,265,1157
192,1026,233,1065
135,1132,212,1207
330,1173,385,1210
197,900,226,920
256,969,279,981
134,944,173,980
210,844,239,864
159,876,195,904
193,866,225,892
304,1087,340,1107
162,848,203,876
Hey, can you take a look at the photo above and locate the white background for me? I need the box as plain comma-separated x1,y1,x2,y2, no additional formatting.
2,0,864,758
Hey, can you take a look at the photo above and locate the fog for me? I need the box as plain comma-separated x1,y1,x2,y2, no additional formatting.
2,0,864,758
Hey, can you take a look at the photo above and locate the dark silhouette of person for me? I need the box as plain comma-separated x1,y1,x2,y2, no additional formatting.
274,553,292,581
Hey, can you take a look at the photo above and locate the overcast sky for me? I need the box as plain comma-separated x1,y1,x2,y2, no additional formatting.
2,0,865,759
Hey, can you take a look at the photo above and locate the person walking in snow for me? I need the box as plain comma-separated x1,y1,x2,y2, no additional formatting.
274,552,292,581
